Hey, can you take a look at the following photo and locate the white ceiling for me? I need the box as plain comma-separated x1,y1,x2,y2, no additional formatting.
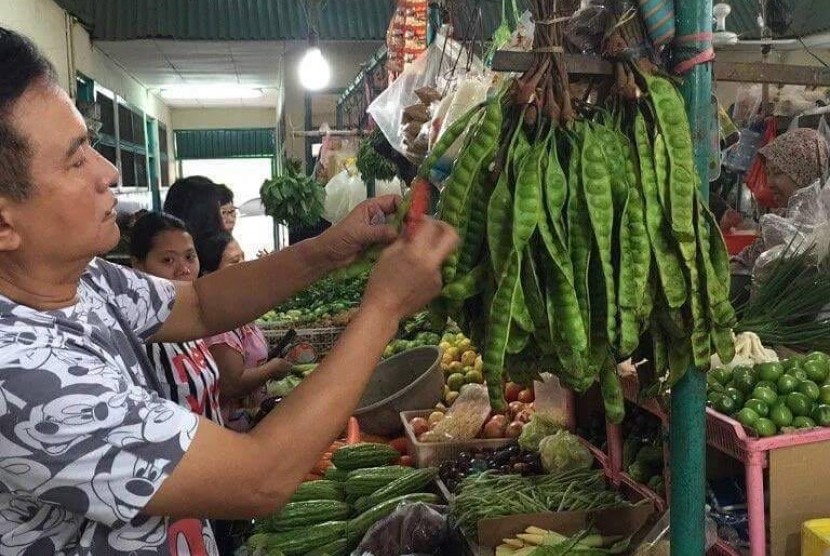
97,39,286,108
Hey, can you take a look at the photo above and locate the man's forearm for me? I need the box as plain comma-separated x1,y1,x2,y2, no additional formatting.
194,237,336,334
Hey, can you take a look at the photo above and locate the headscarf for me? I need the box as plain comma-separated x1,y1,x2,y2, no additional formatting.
758,128,829,189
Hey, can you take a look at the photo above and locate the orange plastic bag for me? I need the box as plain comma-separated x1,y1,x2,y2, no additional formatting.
745,118,778,209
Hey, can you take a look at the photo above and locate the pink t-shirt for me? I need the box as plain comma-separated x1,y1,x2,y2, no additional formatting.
205,323,269,430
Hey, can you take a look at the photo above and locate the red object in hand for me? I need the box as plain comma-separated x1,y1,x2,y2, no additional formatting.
745,118,777,209
405,177,430,238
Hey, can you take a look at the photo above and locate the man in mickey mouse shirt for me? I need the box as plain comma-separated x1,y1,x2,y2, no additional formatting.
0,28,457,555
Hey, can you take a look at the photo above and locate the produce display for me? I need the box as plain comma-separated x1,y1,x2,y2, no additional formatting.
418,0,735,420
706,352,830,437
259,272,367,328
383,311,445,358
438,444,545,492
623,405,665,495
496,525,630,556
248,443,440,555
260,158,326,230
450,470,630,537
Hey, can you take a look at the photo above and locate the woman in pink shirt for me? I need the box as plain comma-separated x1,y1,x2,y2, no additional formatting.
197,231,292,431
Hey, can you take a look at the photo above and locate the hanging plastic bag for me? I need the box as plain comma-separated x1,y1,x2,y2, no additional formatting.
322,170,367,224
375,176,404,198
368,30,484,160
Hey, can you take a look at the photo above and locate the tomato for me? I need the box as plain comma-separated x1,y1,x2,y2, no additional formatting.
757,362,784,383
770,403,794,428
504,382,522,403
505,421,524,439
751,386,778,406
735,408,760,428
786,392,814,417
792,416,817,429
799,380,821,402
409,417,429,436
777,374,801,396
724,387,745,408
813,404,830,427
732,367,756,393
517,388,535,403
483,415,508,438
804,360,829,384
754,418,777,437
744,399,770,417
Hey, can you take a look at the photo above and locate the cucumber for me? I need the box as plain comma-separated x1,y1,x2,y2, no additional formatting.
344,466,413,499
268,520,347,556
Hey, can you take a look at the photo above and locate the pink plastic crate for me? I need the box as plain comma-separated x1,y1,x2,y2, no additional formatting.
706,407,830,556
618,471,667,513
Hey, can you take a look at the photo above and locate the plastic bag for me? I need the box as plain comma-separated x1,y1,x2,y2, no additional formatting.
354,502,450,556
753,179,830,275
322,170,367,224
731,84,763,129
710,331,778,370
776,85,826,118
631,511,718,555
375,176,404,198
565,4,612,55
421,384,491,442
368,30,484,160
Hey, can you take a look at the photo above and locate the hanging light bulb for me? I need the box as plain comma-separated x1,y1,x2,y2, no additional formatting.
298,43,331,91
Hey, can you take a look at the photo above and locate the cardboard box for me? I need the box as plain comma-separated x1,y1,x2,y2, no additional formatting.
476,501,656,549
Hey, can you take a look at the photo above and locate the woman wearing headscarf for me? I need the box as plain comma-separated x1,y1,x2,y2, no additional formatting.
731,128,830,273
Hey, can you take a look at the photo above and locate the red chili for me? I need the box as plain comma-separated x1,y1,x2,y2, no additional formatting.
406,177,430,238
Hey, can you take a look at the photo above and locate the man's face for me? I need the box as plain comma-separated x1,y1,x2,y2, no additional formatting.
5,81,120,262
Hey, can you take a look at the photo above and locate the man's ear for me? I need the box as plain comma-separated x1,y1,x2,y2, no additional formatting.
0,201,23,252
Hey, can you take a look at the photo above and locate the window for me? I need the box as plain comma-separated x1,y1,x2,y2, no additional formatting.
97,93,115,137
118,104,134,143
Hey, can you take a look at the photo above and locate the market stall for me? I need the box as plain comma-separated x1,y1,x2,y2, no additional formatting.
247,1,830,555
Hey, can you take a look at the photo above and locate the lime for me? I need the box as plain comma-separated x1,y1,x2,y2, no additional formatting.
733,367,757,394
805,351,830,366
783,356,804,372
754,418,778,437
751,385,778,406
820,384,830,405
715,395,737,415
792,416,817,429
757,362,784,383
755,380,778,392
707,391,724,407
744,399,769,418
770,403,794,428
777,374,801,396
710,367,733,386
813,404,830,427
804,360,829,384
787,392,814,417
464,370,484,385
724,387,745,408
735,408,760,428
799,380,822,402
708,382,726,395
447,373,465,391
788,367,808,382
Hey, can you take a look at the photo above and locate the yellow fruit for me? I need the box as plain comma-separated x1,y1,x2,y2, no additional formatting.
428,411,445,427
445,347,460,361
442,384,450,398
445,391,460,406
439,341,452,351
455,333,466,342
474,356,483,372
448,361,464,373
458,339,472,352
461,350,477,367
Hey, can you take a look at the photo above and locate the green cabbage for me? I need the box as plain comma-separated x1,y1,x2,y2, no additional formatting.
538,430,594,474
517,413,563,451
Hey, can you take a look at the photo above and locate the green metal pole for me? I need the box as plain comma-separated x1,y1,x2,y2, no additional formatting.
670,0,713,554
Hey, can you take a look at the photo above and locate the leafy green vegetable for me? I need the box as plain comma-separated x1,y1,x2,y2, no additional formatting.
538,431,594,474
260,158,325,229
518,413,564,451
356,130,397,182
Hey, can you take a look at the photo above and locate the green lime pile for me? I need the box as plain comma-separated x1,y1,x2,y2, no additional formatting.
707,352,830,437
